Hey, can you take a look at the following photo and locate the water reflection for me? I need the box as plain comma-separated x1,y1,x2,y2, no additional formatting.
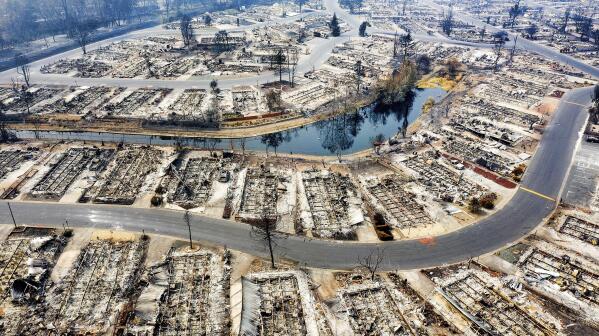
12,88,446,156
253,88,430,156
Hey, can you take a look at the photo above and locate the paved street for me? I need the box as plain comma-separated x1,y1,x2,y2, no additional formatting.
0,87,592,270
0,0,596,270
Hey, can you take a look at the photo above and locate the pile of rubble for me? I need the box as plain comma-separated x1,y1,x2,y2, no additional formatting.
236,166,290,222
363,174,434,229
124,248,231,335
103,88,172,117
30,147,114,200
402,151,485,203
82,146,162,205
442,138,513,175
339,282,413,335
0,149,38,180
0,227,69,335
519,245,598,306
43,86,124,116
165,156,222,209
298,169,363,239
435,270,554,335
557,216,599,246
240,271,326,336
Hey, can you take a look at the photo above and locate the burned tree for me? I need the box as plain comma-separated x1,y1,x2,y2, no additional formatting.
271,48,286,83
250,210,282,269
214,30,230,52
359,21,370,37
287,47,299,87
69,15,98,55
266,89,283,112
141,51,156,78
525,24,538,39
0,111,16,143
441,8,454,36
210,79,219,93
180,15,195,48
207,80,222,127
14,54,31,88
492,31,508,71
358,248,386,281
508,0,526,28
354,60,364,92
560,8,571,33
508,36,518,63
183,210,193,249
10,78,33,115
415,54,431,74
371,133,385,154
296,0,307,13
398,32,415,61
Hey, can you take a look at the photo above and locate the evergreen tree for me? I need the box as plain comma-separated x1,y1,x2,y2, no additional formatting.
330,13,341,37
359,21,370,37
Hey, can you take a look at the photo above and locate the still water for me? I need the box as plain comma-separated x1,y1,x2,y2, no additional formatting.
13,87,446,156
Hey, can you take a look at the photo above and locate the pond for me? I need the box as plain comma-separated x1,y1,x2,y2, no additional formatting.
13,87,446,156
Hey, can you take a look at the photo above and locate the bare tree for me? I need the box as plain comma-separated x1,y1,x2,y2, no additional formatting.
214,30,230,52
14,54,31,88
141,51,156,78
271,48,286,83
441,7,454,36
358,248,385,280
508,36,518,63
354,60,364,92
508,0,526,28
11,78,32,115
70,18,97,54
525,24,538,39
180,15,195,48
266,89,283,112
206,138,221,156
492,32,507,71
296,0,307,13
250,210,282,269
398,32,415,61
164,0,175,21
183,210,193,249
286,47,299,87
239,137,247,157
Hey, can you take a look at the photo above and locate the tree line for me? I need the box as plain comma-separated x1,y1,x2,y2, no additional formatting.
0,0,234,52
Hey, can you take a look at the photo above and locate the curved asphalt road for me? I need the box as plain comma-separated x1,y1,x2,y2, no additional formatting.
0,87,592,270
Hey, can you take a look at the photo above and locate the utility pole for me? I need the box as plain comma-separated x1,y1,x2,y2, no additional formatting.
7,202,17,228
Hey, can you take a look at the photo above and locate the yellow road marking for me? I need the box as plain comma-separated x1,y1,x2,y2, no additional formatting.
520,186,556,202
